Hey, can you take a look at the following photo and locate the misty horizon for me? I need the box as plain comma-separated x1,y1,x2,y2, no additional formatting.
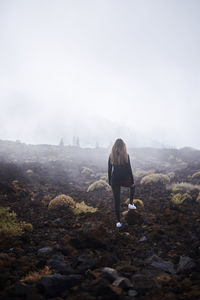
1,0,200,149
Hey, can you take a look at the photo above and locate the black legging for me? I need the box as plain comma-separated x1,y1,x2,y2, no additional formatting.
112,184,135,222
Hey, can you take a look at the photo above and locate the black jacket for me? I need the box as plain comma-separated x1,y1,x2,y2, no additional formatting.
108,154,134,186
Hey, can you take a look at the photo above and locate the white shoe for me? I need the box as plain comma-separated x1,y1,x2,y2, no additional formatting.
116,222,122,228
128,203,136,209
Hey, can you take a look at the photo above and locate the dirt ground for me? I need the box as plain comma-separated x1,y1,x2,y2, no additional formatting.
0,141,200,299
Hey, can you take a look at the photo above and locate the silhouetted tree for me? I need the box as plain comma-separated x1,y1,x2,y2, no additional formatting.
72,136,80,147
76,137,80,147
59,138,64,147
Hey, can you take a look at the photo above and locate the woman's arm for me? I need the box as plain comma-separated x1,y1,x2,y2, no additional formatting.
108,155,112,185
127,155,134,184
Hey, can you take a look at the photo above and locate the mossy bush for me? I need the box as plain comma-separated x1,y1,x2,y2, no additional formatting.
134,170,154,181
48,194,76,209
48,194,98,215
81,167,94,176
133,199,144,207
0,207,33,236
171,182,200,193
171,193,192,205
191,171,200,179
167,172,175,180
87,180,111,192
100,174,108,180
140,173,170,185
72,201,98,215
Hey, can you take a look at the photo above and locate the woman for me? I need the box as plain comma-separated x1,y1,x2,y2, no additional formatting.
108,138,136,227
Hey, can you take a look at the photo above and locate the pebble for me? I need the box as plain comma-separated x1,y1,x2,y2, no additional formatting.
128,289,138,297
139,236,147,242
37,247,53,255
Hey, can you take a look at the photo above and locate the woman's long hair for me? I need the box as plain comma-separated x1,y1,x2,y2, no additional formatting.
110,138,128,165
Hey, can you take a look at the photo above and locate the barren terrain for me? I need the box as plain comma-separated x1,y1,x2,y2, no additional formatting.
0,140,200,300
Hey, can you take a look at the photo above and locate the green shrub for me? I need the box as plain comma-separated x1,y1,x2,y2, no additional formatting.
0,207,32,236
87,180,111,192
171,193,192,205
72,201,98,215
140,173,170,185
20,222,33,232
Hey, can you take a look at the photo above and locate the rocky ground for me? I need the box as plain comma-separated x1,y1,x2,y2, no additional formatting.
0,141,200,299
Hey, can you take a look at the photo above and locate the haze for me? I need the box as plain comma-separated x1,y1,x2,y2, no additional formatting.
1,0,200,148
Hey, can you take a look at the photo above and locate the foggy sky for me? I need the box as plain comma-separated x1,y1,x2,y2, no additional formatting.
1,0,200,148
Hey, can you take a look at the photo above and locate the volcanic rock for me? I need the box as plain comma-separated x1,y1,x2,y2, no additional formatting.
146,255,176,274
38,274,82,297
47,254,73,274
177,256,196,273
125,210,144,225
101,267,119,282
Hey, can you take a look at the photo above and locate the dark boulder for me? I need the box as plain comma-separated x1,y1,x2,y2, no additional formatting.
177,256,196,273
38,273,82,297
146,255,176,274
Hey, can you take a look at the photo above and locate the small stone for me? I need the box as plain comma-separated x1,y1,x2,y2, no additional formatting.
38,274,82,297
128,289,138,297
146,255,176,274
139,236,147,242
53,218,63,225
132,272,161,291
177,256,196,273
112,277,133,289
13,282,36,297
101,267,119,282
37,247,53,255
47,255,73,274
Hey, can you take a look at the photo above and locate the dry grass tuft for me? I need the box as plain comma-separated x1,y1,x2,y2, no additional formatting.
133,199,144,207
48,194,76,209
125,198,144,207
122,210,128,216
87,180,111,192
140,173,170,185
196,192,200,203
21,266,51,283
20,222,33,232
